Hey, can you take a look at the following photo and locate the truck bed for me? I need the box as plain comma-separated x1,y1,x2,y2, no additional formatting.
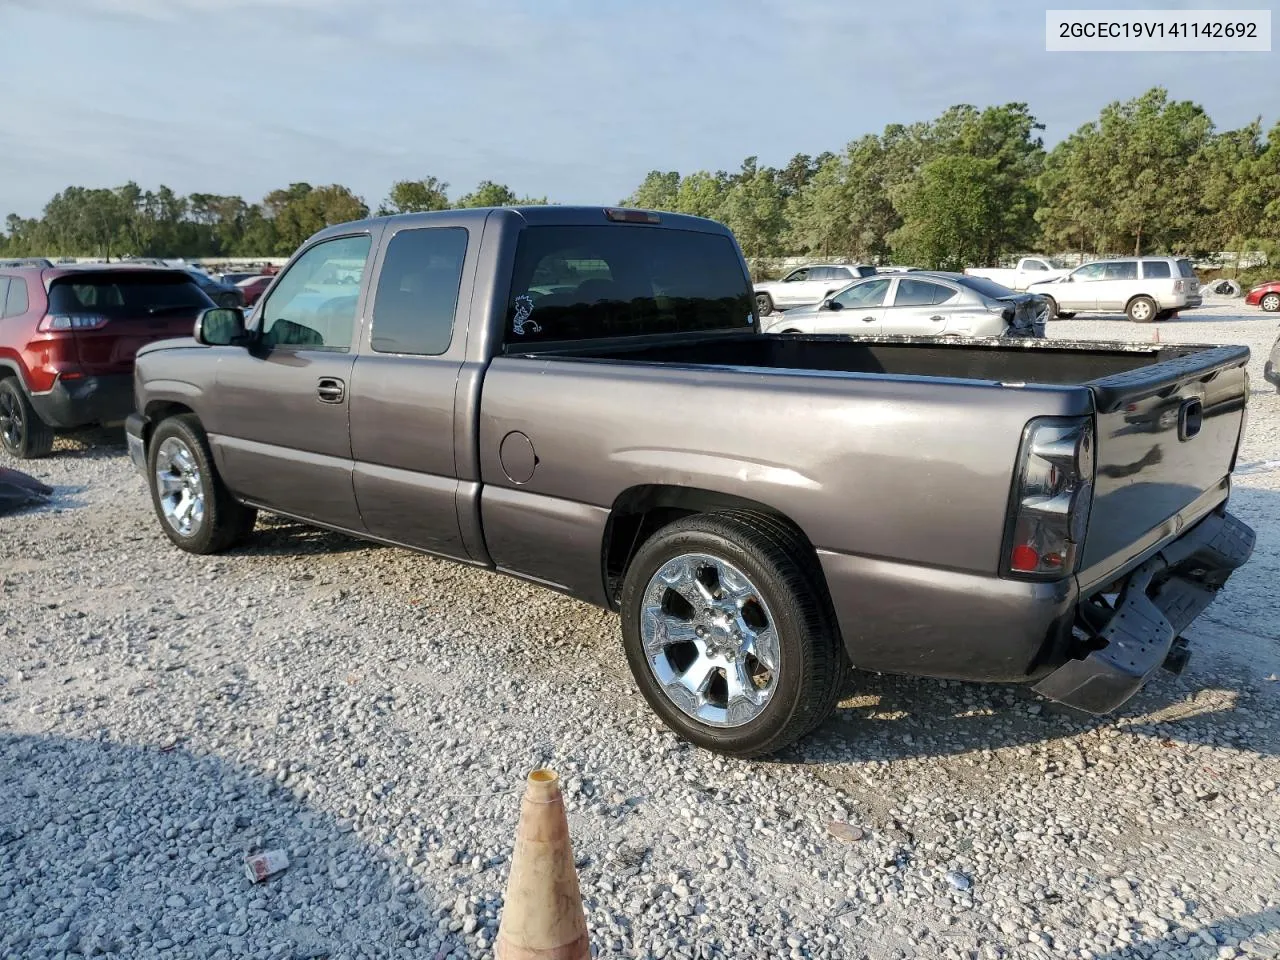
529,331,1237,390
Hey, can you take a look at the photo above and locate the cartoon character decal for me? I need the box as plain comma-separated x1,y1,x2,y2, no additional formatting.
512,295,542,336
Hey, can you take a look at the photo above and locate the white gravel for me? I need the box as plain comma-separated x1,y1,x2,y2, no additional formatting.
2,299,1278,960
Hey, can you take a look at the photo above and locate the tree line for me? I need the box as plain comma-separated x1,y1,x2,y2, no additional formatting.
2,87,1277,271
0,178,547,261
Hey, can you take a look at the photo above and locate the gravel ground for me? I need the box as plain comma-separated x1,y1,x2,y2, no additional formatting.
2,299,1278,960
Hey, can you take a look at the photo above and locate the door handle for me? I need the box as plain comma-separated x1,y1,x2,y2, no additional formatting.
861,316,877,322
317,377,346,404
930,315,944,321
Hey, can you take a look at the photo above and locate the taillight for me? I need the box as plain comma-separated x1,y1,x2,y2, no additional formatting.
604,208,661,224
38,313,109,332
1004,416,1095,579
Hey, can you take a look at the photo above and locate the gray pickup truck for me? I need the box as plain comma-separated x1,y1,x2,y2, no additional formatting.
125,206,1255,757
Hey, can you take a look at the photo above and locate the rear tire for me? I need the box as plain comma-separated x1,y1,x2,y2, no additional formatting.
147,414,256,554
755,293,774,316
620,511,848,758
1261,292,1280,312
1042,297,1059,321
1127,296,1157,323
0,377,55,459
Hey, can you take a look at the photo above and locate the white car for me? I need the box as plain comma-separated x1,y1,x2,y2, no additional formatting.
761,272,1045,339
1027,256,1202,323
965,257,1071,292
753,263,876,315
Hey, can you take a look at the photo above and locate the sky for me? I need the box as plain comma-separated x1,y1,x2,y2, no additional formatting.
0,0,1275,218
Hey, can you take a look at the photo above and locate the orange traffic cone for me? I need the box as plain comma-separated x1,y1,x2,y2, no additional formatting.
495,769,590,960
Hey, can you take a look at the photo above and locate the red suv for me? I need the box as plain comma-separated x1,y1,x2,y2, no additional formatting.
0,265,213,458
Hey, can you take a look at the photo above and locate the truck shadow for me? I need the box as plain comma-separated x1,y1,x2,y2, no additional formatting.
0,733,448,958
240,516,382,558
1087,907,1280,959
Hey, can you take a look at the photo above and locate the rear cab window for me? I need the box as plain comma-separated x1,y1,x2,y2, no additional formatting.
505,225,753,345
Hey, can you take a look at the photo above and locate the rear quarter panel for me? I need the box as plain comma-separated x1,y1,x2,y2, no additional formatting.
477,357,1089,606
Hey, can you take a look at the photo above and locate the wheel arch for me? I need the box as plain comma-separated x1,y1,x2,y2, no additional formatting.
600,484,829,611
140,400,198,446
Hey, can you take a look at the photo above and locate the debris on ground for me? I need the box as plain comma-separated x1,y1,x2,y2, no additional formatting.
0,467,52,515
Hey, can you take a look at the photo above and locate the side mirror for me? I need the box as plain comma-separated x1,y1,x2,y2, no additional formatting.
195,306,247,346
824,298,843,311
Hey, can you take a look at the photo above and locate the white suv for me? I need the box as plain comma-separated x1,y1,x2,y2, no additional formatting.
1027,256,1201,323
754,263,877,314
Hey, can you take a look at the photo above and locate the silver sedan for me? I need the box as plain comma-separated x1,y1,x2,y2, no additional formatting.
761,272,1046,338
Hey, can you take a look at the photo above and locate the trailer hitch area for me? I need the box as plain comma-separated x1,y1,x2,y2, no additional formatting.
1161,635,1191,675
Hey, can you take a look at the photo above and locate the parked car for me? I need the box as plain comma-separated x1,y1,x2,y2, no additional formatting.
219,272,260,287
966,257,1072,291
1244,280,1280,313
235,275,273,307
0,257,53,269
761,272,1046,338
0,264,214,457
753,263,877,315
1028,257,1201,323
125,205,1253,757
184,268,246,308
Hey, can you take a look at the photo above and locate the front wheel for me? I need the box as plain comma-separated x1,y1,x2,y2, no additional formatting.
620,511,848,757
1261,292,1280,312
1127,296,1157,323
0,377,54,459
147,414,256,554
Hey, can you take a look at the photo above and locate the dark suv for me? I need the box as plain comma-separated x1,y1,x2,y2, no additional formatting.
0,265,213,458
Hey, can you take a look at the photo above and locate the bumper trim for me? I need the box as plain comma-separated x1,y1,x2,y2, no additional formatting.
1033,510,1254,714
125,413,149,474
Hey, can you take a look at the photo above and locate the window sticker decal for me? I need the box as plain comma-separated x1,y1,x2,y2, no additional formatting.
512,294,542,336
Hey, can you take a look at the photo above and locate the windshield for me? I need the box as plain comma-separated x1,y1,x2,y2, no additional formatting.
48,273,211,316
506,225,753,344
954,275,1017,300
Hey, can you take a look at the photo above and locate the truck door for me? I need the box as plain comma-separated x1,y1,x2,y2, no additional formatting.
348,221,476,559
209,231,376,531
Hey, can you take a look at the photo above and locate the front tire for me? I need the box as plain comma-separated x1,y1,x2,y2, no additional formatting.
1261,292,1280,313
620,511,848,758
1127,296,1157,323
1042,297,1059,322
0,377,54,459
147,414,256,554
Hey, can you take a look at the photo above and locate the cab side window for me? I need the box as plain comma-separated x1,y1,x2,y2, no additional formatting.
370,228,469,356
259,235,372,350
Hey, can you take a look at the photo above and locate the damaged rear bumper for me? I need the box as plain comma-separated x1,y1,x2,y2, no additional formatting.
1033,510,1254,714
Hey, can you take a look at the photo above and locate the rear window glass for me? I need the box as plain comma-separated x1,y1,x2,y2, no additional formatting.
4,277,28,317
1142,260,1171,279
49,273,210,316
954,275,1015,300
506,226,753,344
1177,259,1198,279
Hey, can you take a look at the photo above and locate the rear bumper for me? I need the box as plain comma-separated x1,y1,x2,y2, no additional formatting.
818,508,1253,709
1033,510,1254,713
27,374,134,429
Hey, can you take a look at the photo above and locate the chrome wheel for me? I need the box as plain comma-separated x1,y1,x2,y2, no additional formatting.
1262,293,1280,312
154,437,205,537
0,389,22,450
639,553,780,728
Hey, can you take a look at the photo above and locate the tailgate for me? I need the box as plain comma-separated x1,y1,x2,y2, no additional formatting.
1079,345,1249,585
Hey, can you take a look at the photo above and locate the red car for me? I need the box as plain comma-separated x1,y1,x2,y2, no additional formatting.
1244,280,1280,312
0,264,213,458
236,275,274,306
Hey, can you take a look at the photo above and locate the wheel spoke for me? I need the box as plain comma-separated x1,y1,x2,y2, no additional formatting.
640,605,699,656
674,652,717,699
658,557,715,608
725,658,761,707
746,624,780,673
